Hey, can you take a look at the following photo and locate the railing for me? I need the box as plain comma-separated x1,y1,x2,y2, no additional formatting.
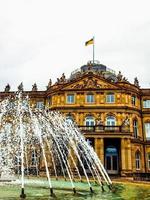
78,125,129,133
131,136,143,141
133,173,150,181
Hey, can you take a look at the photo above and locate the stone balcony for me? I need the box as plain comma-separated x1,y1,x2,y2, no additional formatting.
78,125,132,137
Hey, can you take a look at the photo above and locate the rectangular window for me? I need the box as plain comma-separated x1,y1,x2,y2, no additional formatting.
106,94,115,103
131,96,136,106
86,94,94,103
67,94,75,104
133,120,138,138
145,123,150,140
136,159,140,170
36,101,44,109
148,154,150,169
143,100,150,108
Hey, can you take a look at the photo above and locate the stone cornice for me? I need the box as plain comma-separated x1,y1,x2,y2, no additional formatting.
49,105,141,113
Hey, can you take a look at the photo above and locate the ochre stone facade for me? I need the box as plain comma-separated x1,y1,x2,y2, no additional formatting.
1,62,150,177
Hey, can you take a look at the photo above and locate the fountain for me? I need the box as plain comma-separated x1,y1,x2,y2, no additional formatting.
0,92,112,198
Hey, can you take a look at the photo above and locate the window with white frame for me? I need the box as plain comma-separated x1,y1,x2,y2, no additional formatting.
145,123,150,140
106,93,115,103
36,101,44,109
66,115,74,124
15,155,21,166
106,116,116,126
133,120,138,138
85,116,95,126
147,153,150,169
135,151,141,170
86,93,95,103
105,116,116,130
66,94,75,104
31,150,37,166
143,100,150,108
131,96,136,106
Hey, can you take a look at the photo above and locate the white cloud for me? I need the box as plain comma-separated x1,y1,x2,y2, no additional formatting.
0,0,150,91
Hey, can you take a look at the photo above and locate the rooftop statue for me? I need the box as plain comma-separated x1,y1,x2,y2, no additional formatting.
60,73,66,82
4,84,10,92
48,79,52,88
56,78,60,84
134,77,139,87
18,82,23,92
32,83,38,91
56,73,66,84
122,77,128,82
117,71,123,81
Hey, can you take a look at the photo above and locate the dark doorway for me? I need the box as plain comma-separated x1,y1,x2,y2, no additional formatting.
104,138,120,175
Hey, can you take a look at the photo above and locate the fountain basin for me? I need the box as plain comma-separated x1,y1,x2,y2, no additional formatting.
0,178,150,199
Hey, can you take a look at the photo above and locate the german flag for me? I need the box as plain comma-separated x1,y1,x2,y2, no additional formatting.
85,38,94,46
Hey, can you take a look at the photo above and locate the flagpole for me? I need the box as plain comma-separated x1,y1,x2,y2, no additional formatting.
93,36,95,64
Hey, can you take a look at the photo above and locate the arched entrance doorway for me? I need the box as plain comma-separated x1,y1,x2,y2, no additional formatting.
105,146,118,174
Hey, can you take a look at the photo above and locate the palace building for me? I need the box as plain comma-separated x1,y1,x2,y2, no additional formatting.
1,61,150,177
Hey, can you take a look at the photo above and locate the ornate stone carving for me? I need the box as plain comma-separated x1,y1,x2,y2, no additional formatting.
121,117,130,132
70,78,102,89
4,84,10,92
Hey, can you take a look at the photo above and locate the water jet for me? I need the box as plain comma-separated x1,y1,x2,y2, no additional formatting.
0,92,112,198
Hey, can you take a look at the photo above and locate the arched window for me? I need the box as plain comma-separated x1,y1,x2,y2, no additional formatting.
31,150,37,166
106,146,118,155
15,155,21,166
147,153,150,169
85,116,95,126
106,116,116,126
135,151,141,170
66,115,74,124
133,119,138,138
14,155,21,175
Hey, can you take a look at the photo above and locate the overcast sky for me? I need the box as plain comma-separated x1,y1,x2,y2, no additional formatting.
0,0,150,91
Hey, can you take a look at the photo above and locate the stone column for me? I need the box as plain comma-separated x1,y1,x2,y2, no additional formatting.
61,95,65,105
96,93,100,104
127,139,132,171
121,138,126,175
95,138,104,165
79,112,84,126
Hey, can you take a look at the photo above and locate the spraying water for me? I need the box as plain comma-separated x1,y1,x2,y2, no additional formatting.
0,92,112,197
